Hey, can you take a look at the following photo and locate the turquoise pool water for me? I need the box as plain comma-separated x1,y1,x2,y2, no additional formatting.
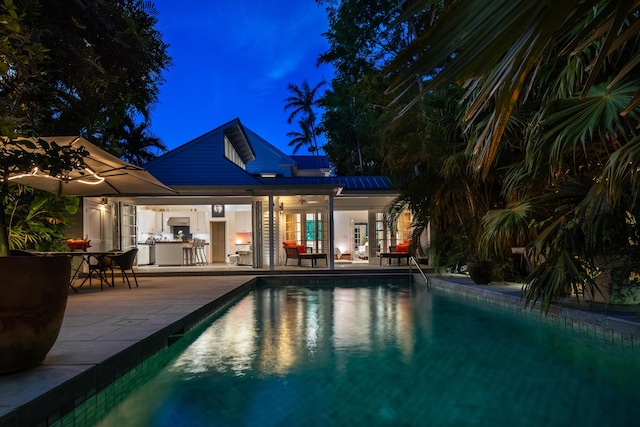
91,282,640,426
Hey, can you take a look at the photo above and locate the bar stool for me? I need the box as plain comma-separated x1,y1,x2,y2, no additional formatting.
195,238,207,265
182,240,196,266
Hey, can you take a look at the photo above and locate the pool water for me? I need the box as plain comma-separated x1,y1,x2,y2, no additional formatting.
92,283,640,426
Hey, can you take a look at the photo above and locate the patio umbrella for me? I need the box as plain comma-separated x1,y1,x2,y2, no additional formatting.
8,136,176,196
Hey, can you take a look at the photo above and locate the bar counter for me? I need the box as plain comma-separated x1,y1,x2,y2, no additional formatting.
154,241,191,266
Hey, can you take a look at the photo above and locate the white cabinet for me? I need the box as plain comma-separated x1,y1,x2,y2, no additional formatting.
235,211,251,232
137,244,150,265
192,211,207,232
161,212,171,233
138,210,161,233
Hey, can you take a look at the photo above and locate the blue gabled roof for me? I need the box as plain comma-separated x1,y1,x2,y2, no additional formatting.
143,119,396,194
144,119,262,186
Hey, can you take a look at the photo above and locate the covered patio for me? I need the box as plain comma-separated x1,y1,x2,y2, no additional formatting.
80,118,423,273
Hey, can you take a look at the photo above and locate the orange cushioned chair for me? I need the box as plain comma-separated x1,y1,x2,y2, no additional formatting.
395,243,409,253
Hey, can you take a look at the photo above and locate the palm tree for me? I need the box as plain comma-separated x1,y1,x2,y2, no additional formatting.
112,115,167,166
284,80,326,155
286,118,321,155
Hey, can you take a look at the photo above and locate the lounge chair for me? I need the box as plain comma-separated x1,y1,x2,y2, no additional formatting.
379,240,411,265
283,243,327,267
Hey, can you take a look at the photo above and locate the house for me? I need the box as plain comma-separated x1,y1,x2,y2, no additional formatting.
79,118,413,269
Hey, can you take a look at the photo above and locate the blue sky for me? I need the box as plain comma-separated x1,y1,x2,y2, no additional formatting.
150,1,334,155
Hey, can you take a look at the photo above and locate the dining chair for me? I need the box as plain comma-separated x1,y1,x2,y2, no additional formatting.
87,254,113,290
108,248,139,288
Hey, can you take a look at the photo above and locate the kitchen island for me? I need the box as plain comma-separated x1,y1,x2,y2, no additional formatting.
155,241,192,266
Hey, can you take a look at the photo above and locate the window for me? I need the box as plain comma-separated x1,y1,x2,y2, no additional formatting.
305,211,327,253
283,210,328,253
224,135,245,169
376,212,388,253
284,213,302,243
396,210,412,242
121,204,137,252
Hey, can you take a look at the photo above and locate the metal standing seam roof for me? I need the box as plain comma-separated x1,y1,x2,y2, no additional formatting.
261,176,396,192
143,119,263,187
290,155,331,170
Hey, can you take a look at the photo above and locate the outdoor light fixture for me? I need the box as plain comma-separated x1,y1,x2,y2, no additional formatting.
77,167,105,185
6,167,40,180
7,165,106,186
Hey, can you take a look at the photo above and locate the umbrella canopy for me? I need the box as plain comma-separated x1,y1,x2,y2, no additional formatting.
8,136,176,196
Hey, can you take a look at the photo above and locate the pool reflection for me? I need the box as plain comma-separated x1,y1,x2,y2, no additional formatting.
171,285,425,377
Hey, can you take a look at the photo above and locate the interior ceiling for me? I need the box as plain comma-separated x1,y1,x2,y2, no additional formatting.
110,194,394,210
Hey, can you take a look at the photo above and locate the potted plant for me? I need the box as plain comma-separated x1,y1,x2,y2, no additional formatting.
0,137,89,373
460,222,495,285
0,5,90,372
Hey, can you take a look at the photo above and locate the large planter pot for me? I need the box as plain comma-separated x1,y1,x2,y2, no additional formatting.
466,260,496,285
0,256,71,374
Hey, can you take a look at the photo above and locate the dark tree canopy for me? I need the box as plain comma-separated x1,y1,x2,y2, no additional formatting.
2,0,171,157
0,0,171,255
315,0,434,176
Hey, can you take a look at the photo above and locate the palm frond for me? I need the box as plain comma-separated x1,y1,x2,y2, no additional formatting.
387,0,640,175
522,249,588,312
479,201,535,259
602,135,640,206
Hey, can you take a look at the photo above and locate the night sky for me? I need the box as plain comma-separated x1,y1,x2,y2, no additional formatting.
150,1,334,155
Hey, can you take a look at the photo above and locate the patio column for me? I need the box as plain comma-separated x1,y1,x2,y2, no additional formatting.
329,194,334,270
268,195,275,271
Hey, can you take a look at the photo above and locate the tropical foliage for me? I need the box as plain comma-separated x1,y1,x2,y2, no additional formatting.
316,0,640,311
6,186,79,252
0,0,171,256
17,0,172,151
383,0,640,310
315,0,437,175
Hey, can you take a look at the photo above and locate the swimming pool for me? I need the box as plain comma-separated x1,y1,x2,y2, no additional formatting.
81,280,639,426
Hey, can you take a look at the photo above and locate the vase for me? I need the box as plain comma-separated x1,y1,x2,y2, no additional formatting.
466,260,495,285
0,256,71,374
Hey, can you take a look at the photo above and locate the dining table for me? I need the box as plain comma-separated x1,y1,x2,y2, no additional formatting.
36,250,121,292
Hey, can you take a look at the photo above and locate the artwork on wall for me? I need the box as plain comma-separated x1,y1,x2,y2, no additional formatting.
212,204,225,217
